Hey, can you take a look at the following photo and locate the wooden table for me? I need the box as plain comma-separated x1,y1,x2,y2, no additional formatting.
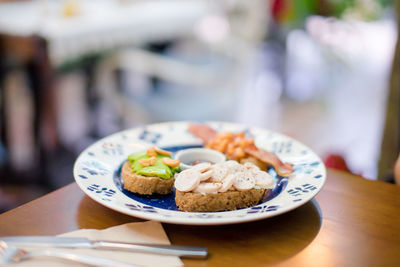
0,169,399,266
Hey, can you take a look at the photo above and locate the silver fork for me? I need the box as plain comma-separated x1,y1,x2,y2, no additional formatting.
0,241,138,266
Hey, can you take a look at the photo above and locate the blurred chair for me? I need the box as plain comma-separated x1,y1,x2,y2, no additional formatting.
0,34,55,185
100,0,270,124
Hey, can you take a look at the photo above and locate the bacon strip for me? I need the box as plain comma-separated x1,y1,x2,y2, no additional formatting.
188,123,217,143
244,144,294,177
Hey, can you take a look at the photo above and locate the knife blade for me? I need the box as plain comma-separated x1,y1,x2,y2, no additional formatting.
0,236,207,259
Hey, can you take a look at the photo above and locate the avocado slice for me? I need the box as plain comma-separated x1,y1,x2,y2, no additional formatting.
127,150,179,179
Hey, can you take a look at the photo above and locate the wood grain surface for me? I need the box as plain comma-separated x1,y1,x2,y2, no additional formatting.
0,169,399,266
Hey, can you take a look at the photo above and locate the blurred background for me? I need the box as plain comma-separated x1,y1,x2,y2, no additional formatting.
0,0,397,212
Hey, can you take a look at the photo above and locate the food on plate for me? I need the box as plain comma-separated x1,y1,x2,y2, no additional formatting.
188,123,294,177
174,160,274,212
122,146,180,195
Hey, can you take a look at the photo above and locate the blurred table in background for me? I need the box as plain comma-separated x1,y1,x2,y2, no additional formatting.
0,0,213,186
0,0,211,65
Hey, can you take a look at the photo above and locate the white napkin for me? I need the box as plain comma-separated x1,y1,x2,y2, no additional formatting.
10,221,183,267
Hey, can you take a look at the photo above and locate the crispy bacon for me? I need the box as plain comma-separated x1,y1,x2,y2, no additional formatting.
188,123,294,177
188,123,217,143
244,144,293,177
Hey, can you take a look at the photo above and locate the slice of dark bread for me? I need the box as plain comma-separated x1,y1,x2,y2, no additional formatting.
175,188,267,212
121,161,174,195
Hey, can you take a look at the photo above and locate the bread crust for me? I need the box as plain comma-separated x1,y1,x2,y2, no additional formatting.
175,188,267,212
121,161,174,195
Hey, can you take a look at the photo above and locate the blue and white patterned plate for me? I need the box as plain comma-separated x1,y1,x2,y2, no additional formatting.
73,121,326,225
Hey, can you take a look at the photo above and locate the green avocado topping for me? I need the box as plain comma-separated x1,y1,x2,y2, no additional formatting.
127,150,179,179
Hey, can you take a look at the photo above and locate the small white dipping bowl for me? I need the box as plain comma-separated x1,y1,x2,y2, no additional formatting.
175,148,226,170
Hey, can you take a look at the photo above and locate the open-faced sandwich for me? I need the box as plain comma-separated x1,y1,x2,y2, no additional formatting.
122,146,180,195
174,160,274,212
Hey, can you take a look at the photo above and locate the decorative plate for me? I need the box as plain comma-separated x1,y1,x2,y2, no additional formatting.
73,121,326,225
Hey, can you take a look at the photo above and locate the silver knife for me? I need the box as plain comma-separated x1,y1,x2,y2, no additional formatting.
0,236,207,259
